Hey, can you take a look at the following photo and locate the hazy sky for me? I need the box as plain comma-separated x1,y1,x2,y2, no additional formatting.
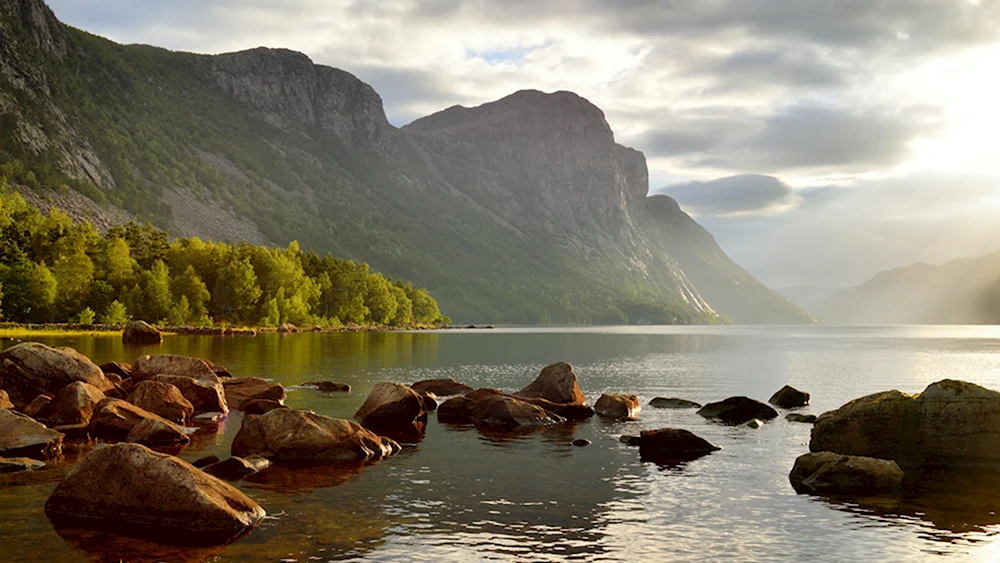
47,0,1000,288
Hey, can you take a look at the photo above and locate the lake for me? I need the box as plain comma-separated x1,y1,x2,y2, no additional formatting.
4,325,1000,562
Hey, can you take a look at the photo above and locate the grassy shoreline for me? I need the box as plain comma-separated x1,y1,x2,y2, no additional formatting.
0,321,464,339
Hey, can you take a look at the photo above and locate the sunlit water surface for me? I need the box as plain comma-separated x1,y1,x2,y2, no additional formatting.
4,325,1000,562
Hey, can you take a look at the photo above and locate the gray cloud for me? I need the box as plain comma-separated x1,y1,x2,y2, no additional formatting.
655,174,795,217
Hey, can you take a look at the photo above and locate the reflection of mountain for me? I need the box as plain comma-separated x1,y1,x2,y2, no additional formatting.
813,251,1000,324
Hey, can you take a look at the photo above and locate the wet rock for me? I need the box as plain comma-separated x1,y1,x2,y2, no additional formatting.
242,399,286,416
202,456,271,481
410,378,474,397
122,321,162,346
0,342,114,409
744,419,764,429
212,365,234,379
438,389,562,428
354,382,427,429
277,323,297,333
637,428,721,462
308,381,351,393
127,380,194,424
619,434,641,446
769,385,810,409
153,374,228,415
47,382,107,426
0,408,63,459
24,394,52,419
44,443,265,545
789,451,904,496
0,456,46,473
594,393,640,420
810,379,1000,470
697,396,778,425
99,362,132,380
514,362,587,406
222,378,285,410
572,439,591,447
0,390,14,409
192,455,220,469
420,392,438,412
649,397,702,409
786,413,817,424
231,408,397,464
517,397,594,420
53,423,91,440
88,398,185,442
125,418,191,448
132,355,218,384
103,373,123,386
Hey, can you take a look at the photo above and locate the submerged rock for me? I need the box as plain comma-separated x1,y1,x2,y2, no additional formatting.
308,381,351,393
619,434,641,446
222,378,285,410
572,439,591,447
594,393,640,420
122,321,162,346
202,456,271,481
127,380,194,425
47,382,106,426
0,456,46,473
769,385,810,409
744,419,764,429
231,408,397,464
242,399,286,416
790,451,904,496
44,443,265,545
786,413,817,424
0,342,114,409
697,396,778,425
354,382,427,430
810,379,1000,470
649,397,702,409
637,428,720,462
0,408,63,459
125,418,191,448
514,362,587,406
410,378,474,397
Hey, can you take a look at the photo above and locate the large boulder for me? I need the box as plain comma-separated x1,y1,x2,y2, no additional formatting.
514,362,587,406
131,355,217,383
0,343,114,408
769,385,810,409
594,393,640,420
697,396,778,425
649,397,702,409
47,382,107,426
122,321,162,346
88,398,186,441
810,379,1000,470
410,378,474,397
127,380,194,424
636,428,720,463
354,382,427,429
0,408,63,459
222,377,285,410
231,408,398,464
437,388,562,428
789,451,904,496
153,374,228,415
44,443,265,545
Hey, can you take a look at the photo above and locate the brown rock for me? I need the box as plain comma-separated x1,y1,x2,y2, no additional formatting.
789,451,904,496
309,381,351,393
47,382,107,426
420,392,438,412
243,399,286,416
131,355,217,383
0,342,114,409
410,378,474,397
0,408,63,459
594,393,640,420
354,382,427,429
99,362,132,380
44,443,265,545
637,428,721,462
0,389,13,409
192,455,220,468
517,396,595,420
786,413,817,424
277,323,297,333
127,380,194,424
231,408,397,464
437,388,561,428
222,378,285,410
153,374,228,415
697,396,778,425
126,418,191,447
649,397,702,409
122,321,163,346
212,365,234,379
202,456,271,481
769,385,810,409
0,456,46,473
88,398,186,441
24,394,52,419
514,362,587,405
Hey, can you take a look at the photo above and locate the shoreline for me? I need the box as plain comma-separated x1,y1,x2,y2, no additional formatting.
0,322,490,338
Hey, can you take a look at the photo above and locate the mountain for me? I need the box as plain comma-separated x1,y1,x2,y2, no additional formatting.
0,0,810,324
813,252,1000,324
776,286,845,310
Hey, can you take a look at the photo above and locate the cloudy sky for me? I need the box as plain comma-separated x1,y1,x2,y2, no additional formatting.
47,0,1000,289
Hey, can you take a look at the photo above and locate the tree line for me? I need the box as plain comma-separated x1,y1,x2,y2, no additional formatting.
0,183,448,327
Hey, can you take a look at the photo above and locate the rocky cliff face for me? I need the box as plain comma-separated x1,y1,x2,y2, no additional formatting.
0,0,811,324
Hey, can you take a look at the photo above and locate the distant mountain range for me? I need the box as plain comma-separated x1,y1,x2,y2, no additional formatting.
0,0,810,324
813,251,1000,324
775,286,845,310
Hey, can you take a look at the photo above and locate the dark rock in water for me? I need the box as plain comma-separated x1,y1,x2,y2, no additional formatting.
309,381,351,393
517,396,595,420
127,380,194,425
789,451,903,496
122,321,162,346
0,456,46,473
44,443,265,545
420,392,438,412
88,398,186,442
125,418,191,448
514,362,587,406
231,408,397,464
638,428,720,463
99,362,132,380
649,397,702,409
619,435,641,446
47,382,106,426
242,399,286,416
24,394,52,419
193,455,221,469
202,456,271,481
744,418,764,429
769,385,810,409
222,377,285,410
354,382,427,430
0,409,63,459
410,378,474,397
212,365,234,379
0,342,115,409
594,393,640,420
0,390,13,409
810,379,1000,471
786,413,817,424
153,374,228,416
53,423,90,440
697,396,778,425
572,439,591,447
277,323,297,333
438,388,563,428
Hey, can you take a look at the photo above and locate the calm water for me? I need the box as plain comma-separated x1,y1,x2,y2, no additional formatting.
4,325,1000,562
